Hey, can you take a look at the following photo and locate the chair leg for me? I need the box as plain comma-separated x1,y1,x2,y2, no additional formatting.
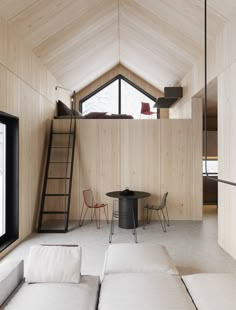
103,204,109,224
164,205,170,226
94,208,100,229
79,203,88,227
109,205,114,243
132,206,138,243
148,209,153,224
157,210,166,232
143,207,148,229
91,208,94,222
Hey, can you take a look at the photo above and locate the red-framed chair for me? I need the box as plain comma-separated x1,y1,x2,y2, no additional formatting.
79,189,109,229
140,102,157,118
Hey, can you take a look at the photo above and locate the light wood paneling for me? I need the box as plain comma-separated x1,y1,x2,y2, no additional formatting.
1,0,229,92
218,63,236,258
161,120,193,220
170,6,236,258
51,117,201,222
192,98,203,220
0,64,7,111
0,17,7,66
0,0,39,20
78,120,121,219
0,19,66,259
120,120,161,219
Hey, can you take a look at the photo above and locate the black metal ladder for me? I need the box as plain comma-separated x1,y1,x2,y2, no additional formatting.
38,119,76,233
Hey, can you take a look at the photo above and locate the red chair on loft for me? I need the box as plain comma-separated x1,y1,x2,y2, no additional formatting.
79,189,109,229
140,102,157,118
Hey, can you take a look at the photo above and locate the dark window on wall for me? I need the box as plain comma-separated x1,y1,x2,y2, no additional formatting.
80,75,159,119
0,112,19,252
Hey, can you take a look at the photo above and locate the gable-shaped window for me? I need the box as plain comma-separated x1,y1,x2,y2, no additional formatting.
80,75,159,119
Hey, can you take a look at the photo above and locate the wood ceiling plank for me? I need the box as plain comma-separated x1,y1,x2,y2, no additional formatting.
9,0,104,48
49,24,118,77
120,16,192,74
120,42,179,91
121,32,186,81
0,0,39,20
199,0,236,21
120,0,202,62
33,0,117,64
158,0,226,33
134,0,211,47
59,44,119,91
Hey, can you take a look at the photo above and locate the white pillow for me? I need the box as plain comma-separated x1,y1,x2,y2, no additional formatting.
25,245,81,283
101,243,178,279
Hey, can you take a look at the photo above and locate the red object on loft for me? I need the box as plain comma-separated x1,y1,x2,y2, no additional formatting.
140,102,157,116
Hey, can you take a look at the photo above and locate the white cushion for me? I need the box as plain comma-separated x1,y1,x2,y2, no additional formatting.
102,243,178,279
99,273,195,310
4,275,99,310
25,245,81,283
0,260,24,306
182,273,236,310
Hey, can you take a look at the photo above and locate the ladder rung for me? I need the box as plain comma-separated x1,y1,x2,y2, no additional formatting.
42,211,68,214
48,177,70,180
52,132,74,135
45,194,69,196
49,162,72,164
51,146,72,149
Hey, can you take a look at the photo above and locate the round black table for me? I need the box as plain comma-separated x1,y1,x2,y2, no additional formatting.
106,191,150,229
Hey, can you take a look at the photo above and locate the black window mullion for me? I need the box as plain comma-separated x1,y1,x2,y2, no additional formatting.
118,77,121,114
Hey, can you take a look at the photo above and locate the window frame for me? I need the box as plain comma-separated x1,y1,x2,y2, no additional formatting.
79,74,159,118
0,112,19,252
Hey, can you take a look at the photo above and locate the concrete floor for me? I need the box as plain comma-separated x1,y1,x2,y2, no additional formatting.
3,205,236,276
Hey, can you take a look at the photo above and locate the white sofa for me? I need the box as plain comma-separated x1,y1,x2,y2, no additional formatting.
2,243,236,310
0,246,100,310
99,243,196,310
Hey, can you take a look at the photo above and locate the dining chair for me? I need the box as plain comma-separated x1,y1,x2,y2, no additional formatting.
140,102,157,118
109,200,138,243
143,192,169,232
79,189,109,229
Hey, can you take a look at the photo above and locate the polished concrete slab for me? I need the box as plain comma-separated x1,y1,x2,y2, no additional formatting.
3,205,236,276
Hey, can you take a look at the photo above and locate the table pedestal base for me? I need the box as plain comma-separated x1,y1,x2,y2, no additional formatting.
119,198,138,229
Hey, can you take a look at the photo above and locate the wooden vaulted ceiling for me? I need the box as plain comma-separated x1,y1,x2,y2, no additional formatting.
0,0,236,92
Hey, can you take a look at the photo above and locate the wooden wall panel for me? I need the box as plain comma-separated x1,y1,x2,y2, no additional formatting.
6,70,21,116
0,18,68,259
161,120,193,220
78,120,121,220
0,64,7,112
120,120,161,219
51,117,201,223
0,17,7,66
218,64,236,258
192,99,203,220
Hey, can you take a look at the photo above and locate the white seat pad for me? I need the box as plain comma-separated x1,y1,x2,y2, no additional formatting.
99,273,195,310
182,273,236,310
4,275,99,310
102,243,179,278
